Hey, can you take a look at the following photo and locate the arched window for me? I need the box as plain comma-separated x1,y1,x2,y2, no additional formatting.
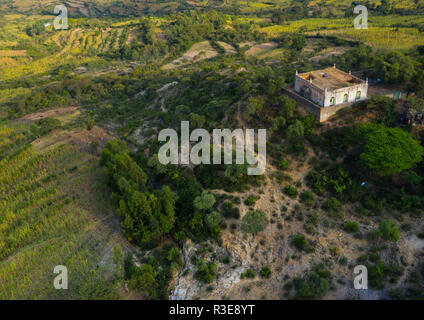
330,97,335,105
356,91,361,100
343,93,348,103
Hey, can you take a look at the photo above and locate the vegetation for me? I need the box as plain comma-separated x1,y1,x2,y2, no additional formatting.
241,210,268,235
1,0,424,301
360,124,424,176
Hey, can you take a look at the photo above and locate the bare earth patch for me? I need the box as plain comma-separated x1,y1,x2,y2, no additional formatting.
163,41,218,70
245,42,278,56
20,106,79,122
309,46,350,62
217,41,237,54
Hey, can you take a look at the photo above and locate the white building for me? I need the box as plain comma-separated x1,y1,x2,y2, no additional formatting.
294,66,368,108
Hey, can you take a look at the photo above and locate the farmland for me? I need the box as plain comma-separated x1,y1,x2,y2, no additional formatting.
0,118,127,299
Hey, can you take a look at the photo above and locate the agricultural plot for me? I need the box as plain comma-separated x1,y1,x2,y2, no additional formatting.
0,121,126,299
162,41,219,69
259,16,424,51
313,27,424,51
244,42,278,56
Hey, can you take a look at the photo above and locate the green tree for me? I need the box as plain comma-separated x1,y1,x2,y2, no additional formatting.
293,272,329,299
279,95,296,118
245,96,264,120
241,210,268,235
360,125,424,176
374,52,415,84
153,185,177,240
287,120,305,142
128,264,158,298
270,116,286,133
205,211,222,235
193,191,216,212
189,112,206,128
378,220,400,242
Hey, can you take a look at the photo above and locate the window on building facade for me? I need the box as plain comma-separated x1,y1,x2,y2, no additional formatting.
343,94,348,102
356,91,361,100
330,97,335,105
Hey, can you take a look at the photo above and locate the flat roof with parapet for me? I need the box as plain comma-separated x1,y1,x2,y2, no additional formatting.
297,67,364,91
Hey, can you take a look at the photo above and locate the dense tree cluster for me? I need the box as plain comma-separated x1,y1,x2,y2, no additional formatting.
101,139,176,243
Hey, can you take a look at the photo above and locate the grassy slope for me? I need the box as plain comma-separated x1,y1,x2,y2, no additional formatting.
0,121,126,299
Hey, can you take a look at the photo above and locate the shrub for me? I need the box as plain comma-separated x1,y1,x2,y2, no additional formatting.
292,271,329,299
283,185,298,198
300,190,314,205
260,266,272,278
241,268,256,279
193,258,216,284
278,159,289,170
292,234,307,251
245,196,255,206
323,197,340,211
241,210,268,235
344,221,359,233
378,220,400,242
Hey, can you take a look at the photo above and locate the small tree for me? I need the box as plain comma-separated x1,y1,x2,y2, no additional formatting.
128,264,158,299
241,210,268,235
378,219,400,242
279,95,296,118
260,266,272,278
193,191,216,212
292,234,307,251
246,96,264,120
287,120,304,142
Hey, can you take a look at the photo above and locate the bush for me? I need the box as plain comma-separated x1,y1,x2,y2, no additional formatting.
344,221,359,233
300,190,314,206
260,266,272,278
127,264,158,299
283,185,298,198
35,118,62,136
241,210,268,235
292,234,307,251
241,268,256,279
193,257,216,284
323,197,340,211
278,159,289,170
245,196,255,206
293,266,330,299
378,220,400,242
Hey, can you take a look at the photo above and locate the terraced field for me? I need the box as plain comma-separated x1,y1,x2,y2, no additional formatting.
0,120,127,299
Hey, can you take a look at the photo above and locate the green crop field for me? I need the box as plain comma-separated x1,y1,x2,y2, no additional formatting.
0,121,126,299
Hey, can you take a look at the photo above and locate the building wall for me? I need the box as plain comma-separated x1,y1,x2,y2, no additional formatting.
323,83,368,107
294,76,325,107
284,87,351,122
295,74,368,108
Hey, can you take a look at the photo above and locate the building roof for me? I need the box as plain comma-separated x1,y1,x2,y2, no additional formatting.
297,67,365,91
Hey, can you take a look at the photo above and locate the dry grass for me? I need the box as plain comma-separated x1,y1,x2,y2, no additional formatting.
162,41,218,70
